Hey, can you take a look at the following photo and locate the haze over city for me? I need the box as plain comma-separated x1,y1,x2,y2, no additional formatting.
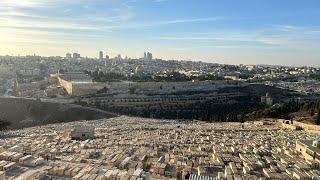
0,0,320,66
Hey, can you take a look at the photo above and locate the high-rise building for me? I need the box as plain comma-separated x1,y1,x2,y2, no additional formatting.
99,51,103,60
72,53,80,59
143,52,153,61
116,54,122,61
104,54,109,66
147,52,153,61
66,52,72,59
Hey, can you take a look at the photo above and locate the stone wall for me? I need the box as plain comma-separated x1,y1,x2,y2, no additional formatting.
58,76,103,96
58,78,247,96
293,121,320,131
105,81,246,95
277,119,320,132
72,83,104,96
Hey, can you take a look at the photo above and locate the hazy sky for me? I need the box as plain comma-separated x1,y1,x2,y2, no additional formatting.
0,0,320,66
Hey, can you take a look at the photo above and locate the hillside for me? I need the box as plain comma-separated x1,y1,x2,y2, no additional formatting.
0,97,116,129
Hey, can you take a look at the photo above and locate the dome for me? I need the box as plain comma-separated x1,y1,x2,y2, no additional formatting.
135,65,144,74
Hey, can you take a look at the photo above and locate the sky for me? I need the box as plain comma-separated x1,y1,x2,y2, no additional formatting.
0,0,320,66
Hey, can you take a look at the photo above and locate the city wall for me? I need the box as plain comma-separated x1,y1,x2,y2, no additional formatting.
105,80,246,95
58,76,246,96
72,83,104,96
57,76,103,96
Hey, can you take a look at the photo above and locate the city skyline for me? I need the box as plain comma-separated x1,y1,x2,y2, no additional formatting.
0,0,320,66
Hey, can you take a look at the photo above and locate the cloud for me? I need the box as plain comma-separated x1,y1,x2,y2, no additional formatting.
156,17,224,25
0,0,222,33
0,14,106,31
106,17,224,30
156,33,276,46
154,24,320,49
0,0,136,34
154,0,169,2
0,11,43,19
0,0,97,8
0,0,46,8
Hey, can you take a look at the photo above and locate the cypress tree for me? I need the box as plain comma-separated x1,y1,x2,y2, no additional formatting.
0,113,10,131
316,109,320,125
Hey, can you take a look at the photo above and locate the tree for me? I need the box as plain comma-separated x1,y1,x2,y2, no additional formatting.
316,109,320,125
97,87,108,94
310,108,315,116
0,112,10,130
240,113,245,123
